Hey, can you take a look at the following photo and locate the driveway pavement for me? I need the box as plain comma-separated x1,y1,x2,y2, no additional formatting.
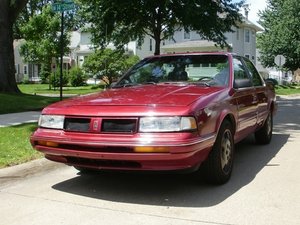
0,96,299,225
0,111,41,127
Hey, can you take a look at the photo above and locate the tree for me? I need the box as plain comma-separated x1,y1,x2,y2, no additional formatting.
79,0,244,55
13,0,53,39
0,0,28,93
19,5,71,83
257,0,300,72
82,49,139,85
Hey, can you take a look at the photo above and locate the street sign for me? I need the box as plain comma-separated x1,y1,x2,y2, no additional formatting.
52,0,75,12
274,55,286,67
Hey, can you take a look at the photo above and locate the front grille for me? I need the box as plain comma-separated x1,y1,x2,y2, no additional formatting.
101,119,137,133
63,117,138,134
64,117,91,132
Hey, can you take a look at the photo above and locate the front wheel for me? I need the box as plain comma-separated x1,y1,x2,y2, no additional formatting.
255,112,273,145
202,120,234,184
74,166,97,174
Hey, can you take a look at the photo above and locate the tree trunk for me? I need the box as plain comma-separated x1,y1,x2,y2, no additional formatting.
0,0,28,93
154,36,161,56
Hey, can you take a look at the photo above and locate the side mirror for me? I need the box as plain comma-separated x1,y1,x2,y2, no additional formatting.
233,79,252,89
265,80,275,90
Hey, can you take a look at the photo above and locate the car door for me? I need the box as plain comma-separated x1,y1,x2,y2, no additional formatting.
232,57,258,136
243,57,268,125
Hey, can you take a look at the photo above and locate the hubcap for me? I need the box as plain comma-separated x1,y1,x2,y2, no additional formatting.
221,129,233,173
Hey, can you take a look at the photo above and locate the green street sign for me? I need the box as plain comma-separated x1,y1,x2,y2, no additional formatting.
52,0,75,12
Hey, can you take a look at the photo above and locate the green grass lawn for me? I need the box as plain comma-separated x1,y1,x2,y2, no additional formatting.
18,84,101,95
0,84,102,114
275,84,300,95
0,123,41,168
0,93,61,114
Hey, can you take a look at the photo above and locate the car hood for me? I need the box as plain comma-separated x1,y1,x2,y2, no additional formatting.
50,84,223,108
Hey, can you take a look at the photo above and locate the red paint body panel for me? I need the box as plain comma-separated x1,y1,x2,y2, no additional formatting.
30,52,277,172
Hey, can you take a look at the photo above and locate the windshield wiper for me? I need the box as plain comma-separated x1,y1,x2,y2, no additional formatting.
142,82,157,85
195,81,211,87
112,83,138,88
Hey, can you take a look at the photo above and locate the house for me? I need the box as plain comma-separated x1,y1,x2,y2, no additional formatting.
14,40,40,83
135,18,263,64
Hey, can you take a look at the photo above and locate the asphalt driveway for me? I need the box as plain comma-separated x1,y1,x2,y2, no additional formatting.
0,111,41,127
0,96,299,225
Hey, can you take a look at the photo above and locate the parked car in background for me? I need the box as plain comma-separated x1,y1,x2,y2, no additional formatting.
31,52,277,184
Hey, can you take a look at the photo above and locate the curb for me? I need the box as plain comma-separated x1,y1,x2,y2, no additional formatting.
0,158,66,187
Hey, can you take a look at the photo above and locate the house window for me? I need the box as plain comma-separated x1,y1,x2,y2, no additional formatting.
15,64,19,74
245,54,250,59
184,31,190,40
149,38,153,51
245,29,250,43
236,29,239,40
23,65,28,75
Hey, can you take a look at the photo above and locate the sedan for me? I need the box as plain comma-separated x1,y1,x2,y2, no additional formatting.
31,52,277,184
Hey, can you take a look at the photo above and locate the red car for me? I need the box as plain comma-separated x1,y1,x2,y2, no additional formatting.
30,52,277,184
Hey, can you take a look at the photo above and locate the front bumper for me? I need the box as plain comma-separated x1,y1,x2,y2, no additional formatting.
31,128,215,171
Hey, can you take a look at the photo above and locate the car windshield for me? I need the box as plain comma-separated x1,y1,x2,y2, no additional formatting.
115,54,229,87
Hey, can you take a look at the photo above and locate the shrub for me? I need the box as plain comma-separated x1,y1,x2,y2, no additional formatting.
50,71,69,87
69,67,86,87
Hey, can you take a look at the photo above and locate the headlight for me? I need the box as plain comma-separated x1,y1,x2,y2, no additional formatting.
38,115,64,129
139,116,197,132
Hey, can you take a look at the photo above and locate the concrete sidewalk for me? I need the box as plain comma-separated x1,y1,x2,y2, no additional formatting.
0,111,41,127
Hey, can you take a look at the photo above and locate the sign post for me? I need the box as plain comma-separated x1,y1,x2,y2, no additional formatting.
51,0,75,101
274,55,286,84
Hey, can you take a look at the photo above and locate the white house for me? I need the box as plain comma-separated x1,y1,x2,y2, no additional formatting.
14,40,40,83
135,18,263,64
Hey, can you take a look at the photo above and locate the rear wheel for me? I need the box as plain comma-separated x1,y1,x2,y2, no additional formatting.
202,120,234,184
255,112,273,145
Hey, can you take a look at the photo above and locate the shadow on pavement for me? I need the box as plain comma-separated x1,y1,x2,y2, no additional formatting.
52,135,288,208
52,97,295,207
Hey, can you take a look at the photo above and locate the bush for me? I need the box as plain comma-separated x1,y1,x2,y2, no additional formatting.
50,71,69,87
69,67,86,87
39,64,51,84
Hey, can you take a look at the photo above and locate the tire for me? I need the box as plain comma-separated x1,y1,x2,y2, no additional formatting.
255,112,273,145
202,120,234,185
74,166,97,174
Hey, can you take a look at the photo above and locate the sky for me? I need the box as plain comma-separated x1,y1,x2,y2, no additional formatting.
242,0,267,24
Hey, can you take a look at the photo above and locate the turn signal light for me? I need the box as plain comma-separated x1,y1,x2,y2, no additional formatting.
37,141,59,148
134,146,169,153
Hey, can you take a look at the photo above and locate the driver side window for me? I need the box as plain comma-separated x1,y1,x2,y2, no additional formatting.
233,57,252,88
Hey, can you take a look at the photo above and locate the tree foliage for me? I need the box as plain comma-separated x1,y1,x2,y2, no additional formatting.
20,6,64,64
14,0,82,39
19,3,81,83
257,0,300,71
13,0,52,39
82,49,139,85
79,0,243,55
